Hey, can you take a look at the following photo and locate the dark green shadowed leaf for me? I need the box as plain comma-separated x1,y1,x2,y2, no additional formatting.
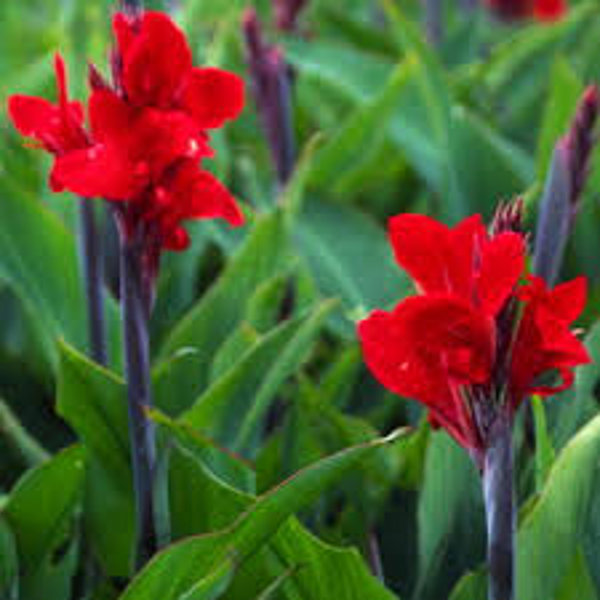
3,446,84,600
0,517,18,599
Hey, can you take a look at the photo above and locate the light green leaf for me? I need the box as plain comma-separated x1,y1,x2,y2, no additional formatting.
517,413,600,600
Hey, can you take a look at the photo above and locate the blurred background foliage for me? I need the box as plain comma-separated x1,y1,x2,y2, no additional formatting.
0,0,599,599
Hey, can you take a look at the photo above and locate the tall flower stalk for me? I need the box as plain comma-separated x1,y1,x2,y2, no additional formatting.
8,7,245,570
243,8,296,187
358,205,589,599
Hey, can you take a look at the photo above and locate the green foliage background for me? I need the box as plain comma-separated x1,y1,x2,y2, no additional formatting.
0,0,599,599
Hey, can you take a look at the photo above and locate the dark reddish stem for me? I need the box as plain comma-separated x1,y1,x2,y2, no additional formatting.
482,414,515,600
243,9,296,186
423,0,443,46
78,200,108,365
533,85,599,286
120,235,158,569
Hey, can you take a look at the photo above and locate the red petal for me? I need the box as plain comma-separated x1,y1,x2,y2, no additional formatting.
89,89,137,142
173,165,244,226
478,232,525,315
388,214,487,298
534,0,566,20
113,12,137,58
182,67,245,129
52,146,141,199
545,276,587,323
388,214,453,293
121,12,192,108
8,95,57,141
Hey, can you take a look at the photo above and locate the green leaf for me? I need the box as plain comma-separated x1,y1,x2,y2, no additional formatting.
284,38,393,103
0,179,120,371
550,321,600,449
3,445,84,600
182,309,322,448
118,431,404,600
178,559,236,600
159,213,291,398
447,107,533,222
56,342,133,576
307,59,414,189
151,409,255,495
294,198,409,337
531,395,555,492
448,569,487,600
535,57,583,178
415,432,485,600
516,413,600,600
555,548,598,600
0,517,18,600
235,299,337,453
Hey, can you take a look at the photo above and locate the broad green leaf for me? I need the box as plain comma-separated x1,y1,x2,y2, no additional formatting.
267,518,398,600
516,413,600,600
531,395,555,491
178,560,236,600
307,59,415,188
167,444,252,541
294,198,409,337
555,548,598,600
0,179,115,371
56,342,133,576
284,38,393,103
209,324,260,383
182,309,322,448
3,446,84,600
550,321,600,449
381,0,451,142
535,57,583,178
235,299,337,453
118,431,404,600
448,569,487,600
447,107,533,222
415,432,485,600
151,409,255,494
159,213,291,397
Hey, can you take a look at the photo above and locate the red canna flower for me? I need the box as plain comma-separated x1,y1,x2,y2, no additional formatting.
8,10,246,257
358,212,589,460
112,11,244,127
8,54,89,155
484,0,566,22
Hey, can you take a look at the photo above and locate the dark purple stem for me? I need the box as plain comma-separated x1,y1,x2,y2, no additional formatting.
120,237,157,569
243,10,296,187
482,415,515,600
423,0,443,46
78,200,107,366
533,85,599,286
120,0,144,10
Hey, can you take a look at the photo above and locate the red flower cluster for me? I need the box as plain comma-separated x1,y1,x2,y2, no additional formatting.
484,0,566,22
358,213,589,456
8,11,244,253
